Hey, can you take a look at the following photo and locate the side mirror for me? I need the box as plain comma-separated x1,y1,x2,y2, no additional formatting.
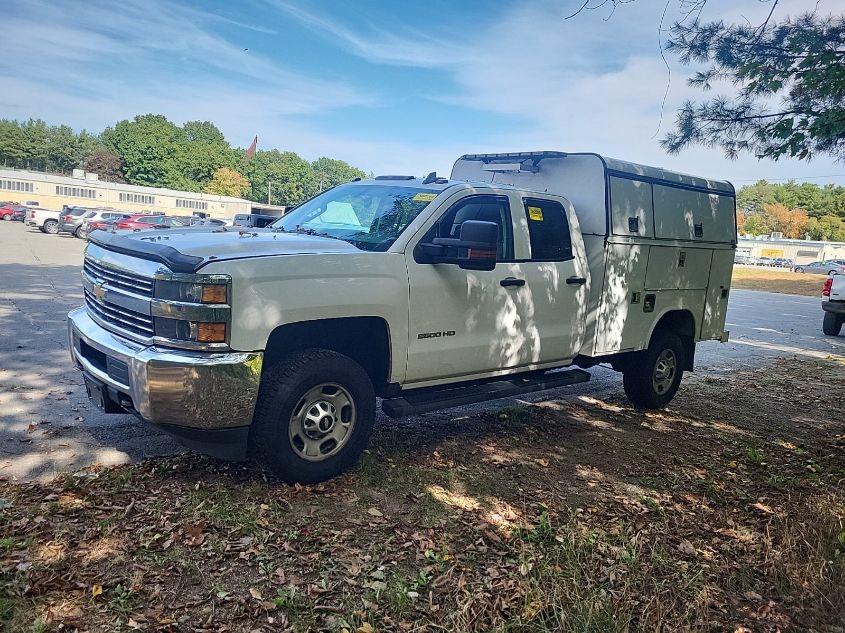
416,220,498,271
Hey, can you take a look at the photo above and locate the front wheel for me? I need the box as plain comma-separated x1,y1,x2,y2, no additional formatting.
795,267,804,273
42,220,59,235
250,349,375,484
623,332,685,409
823,312,843,336
829,270,839,276
2,215,10,221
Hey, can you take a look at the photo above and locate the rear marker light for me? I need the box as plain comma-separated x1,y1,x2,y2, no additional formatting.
823,278,832,297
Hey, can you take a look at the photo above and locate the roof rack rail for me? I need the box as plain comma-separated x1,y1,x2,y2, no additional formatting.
375,175,415,180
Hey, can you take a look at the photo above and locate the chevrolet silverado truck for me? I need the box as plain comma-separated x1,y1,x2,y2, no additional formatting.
823,274,844,336
68,151,736,483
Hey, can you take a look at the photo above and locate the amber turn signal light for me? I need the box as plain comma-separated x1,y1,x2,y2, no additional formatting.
201,284,228,304
196,322,226,342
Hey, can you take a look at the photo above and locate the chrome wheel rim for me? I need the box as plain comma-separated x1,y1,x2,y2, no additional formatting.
652,349,677,395
288,383,356,462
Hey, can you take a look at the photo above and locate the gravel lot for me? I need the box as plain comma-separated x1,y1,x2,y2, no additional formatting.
1,221,843,481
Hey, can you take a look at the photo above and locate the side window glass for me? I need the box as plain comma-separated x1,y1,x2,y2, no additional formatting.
426,195,513,260
523,198,572,261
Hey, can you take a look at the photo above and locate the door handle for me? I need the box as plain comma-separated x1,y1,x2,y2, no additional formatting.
500,277,525,288
566,276,587,286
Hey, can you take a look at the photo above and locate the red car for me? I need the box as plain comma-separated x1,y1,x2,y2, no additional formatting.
0,203,27,221
114,214,188,230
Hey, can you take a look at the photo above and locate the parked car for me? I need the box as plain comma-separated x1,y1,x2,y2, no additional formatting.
25,207,61,234
755,256,776,267
58,206,98,236
0,203,28,221
70,150,737,483
771,257,794,268
794,260,845,275
114,214,190,230
822,275,844,336
233,213,278,228
734,254,757,265
77,210,130,239
187,217,226,226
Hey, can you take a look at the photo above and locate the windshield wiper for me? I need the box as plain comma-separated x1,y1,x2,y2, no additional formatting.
290,226,344,241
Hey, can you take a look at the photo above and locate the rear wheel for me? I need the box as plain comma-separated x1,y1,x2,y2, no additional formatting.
250,349,375,484
823,312,843,336
75,225,87,239
829,270,839,276
794,267,805,273
2,215,10,221
42,220,59,235
623,332,685,409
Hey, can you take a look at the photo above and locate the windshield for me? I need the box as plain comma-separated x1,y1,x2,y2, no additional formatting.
273,183,439,252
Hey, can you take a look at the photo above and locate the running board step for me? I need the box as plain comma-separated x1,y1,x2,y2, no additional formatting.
381,368,591,418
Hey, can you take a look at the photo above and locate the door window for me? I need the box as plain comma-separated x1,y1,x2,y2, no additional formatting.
422,195,513,260
522,198,573,261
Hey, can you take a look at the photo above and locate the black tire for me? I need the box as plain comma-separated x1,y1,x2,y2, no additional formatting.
75,226,87,239
623,332,685,409
795,267,804,273
823,312,843,336
829,270,839,276
42,220,59,235
250,349,375,484
2,215,10,221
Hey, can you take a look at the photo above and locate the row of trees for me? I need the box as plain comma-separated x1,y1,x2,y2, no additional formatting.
736,181,845,241
0,115,367,206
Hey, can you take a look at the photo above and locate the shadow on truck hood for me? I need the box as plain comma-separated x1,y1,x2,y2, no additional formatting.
88,227,359,273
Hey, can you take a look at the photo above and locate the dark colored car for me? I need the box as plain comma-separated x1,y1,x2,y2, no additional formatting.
58,206,97,236
0,203,28,221
114,214,190,230
233,213,278,228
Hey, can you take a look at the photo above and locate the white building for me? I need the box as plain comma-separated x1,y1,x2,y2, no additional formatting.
737,235,845,263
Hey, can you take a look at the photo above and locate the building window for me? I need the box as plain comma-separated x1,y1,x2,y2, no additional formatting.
119,192,155,205
176,199,208,211
1,179,33,193
55,185,96,199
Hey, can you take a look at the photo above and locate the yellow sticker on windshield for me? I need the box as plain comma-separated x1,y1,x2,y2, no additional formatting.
413,193,437,202
528,206,544,221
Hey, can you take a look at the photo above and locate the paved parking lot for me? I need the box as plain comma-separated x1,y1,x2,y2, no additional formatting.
1,221,843,481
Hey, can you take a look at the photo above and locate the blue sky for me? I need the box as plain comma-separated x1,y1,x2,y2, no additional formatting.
1,0,842,185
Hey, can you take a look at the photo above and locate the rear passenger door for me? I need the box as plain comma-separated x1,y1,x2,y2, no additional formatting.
513,195,589,364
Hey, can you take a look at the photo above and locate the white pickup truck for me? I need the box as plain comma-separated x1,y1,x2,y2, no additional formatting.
823,274,845,336
68,151,736,483
25,206,61,234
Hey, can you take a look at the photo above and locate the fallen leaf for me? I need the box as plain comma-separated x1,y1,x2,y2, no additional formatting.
358,624,375,633
249,587,263,600
92,584,103,598
678,540,696,556
367,508,383,517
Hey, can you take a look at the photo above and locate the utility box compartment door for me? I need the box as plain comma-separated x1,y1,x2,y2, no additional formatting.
653,184,736,243
645,247,712,291
609,176,654,238
701,249,734,340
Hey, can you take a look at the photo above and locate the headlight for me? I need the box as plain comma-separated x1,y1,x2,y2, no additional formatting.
154,280,228,304
151,275,231,347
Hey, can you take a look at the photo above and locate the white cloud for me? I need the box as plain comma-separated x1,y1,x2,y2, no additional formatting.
273,0,845,183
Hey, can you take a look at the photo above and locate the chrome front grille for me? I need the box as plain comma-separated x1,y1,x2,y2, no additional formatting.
84,288,154,338
83,257,154,297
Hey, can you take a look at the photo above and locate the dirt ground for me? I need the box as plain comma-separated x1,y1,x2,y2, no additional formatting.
731,267,829,297
1,357,844,633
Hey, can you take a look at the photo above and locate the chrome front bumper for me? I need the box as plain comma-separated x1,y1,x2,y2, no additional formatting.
67,307,263,430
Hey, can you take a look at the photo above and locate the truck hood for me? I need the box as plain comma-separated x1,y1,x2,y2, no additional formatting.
88,227,360,273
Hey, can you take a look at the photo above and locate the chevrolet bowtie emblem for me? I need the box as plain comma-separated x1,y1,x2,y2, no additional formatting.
93,283,107,302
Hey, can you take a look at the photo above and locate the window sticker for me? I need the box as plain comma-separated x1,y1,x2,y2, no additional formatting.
528,206,544,221
413,193,437,202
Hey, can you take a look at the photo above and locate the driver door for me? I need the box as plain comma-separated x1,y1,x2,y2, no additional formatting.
404,192,533,385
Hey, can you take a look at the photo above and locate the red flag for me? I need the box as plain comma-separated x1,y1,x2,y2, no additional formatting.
244,135,257,161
